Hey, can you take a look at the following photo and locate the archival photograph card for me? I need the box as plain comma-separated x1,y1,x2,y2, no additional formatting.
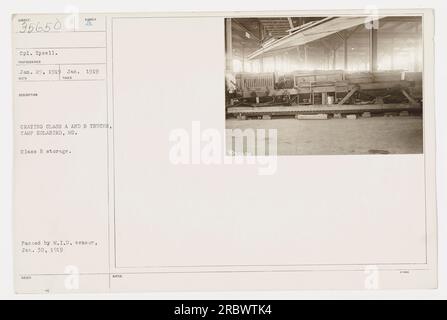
13,10,437,293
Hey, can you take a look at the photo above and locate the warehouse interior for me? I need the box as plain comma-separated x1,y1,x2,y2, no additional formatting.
226,17,422,74
225,16,424,155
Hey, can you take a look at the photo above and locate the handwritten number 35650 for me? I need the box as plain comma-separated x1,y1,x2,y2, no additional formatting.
19,19,62,33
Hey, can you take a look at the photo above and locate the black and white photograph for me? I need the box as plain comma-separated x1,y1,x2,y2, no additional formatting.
225,16,423,155
1,0,444,302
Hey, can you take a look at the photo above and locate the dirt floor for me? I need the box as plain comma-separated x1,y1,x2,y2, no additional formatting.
225,116,423,155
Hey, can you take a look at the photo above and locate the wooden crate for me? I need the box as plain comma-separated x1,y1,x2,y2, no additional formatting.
235,72,275,98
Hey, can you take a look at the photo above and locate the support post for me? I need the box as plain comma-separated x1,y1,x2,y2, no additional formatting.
304,45,308,69
390,37,395,70
242,45,245,72
225,18,233,73
369,26,378,72
344,37,348,70
332,49,336,70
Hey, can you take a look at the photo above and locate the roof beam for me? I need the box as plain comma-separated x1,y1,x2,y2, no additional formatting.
248,16,379,60
232,19,261,42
